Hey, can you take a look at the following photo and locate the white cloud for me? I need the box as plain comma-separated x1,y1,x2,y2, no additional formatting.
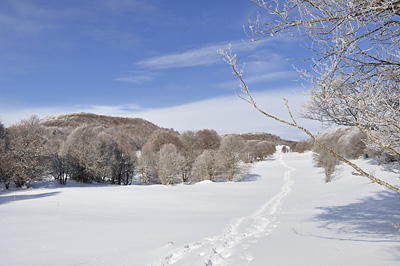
0,90,324,140
0,104,142,127
131,90,323,140
0,107,71,126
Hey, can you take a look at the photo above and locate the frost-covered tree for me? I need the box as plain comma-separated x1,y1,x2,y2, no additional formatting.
145,129,182,153
51,125,138,185
292,140,313,153
138,143,158,184
157,144,185,185
7,115,49,188
0,121,14,189
255,141,276,160
217,135,245,181
281,146,289,154
241,141,275,163
192,149,218,182
138,129,181,185
179,131,200,182
94,132,116,183
196,129,221,151
111,132,138,185
314,148,340,183
220,0,400,193
61,125,104,183
312,128,367,182
312,136,341,183
241,141,258,163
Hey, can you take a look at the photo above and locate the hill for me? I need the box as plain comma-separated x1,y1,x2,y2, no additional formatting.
40,112,160,130
40,113,295,147
227,132,298,149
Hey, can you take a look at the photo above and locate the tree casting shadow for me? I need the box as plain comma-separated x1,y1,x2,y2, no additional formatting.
312,190,400,240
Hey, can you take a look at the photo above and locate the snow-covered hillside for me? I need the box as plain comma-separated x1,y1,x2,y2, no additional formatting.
1,150,399,265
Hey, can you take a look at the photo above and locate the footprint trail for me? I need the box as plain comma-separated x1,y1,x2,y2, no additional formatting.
151,152,296,266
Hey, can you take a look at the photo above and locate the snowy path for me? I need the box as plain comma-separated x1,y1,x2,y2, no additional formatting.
151,153,296,266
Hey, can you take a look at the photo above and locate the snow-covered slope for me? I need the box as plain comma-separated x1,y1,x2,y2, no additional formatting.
0,150,399,265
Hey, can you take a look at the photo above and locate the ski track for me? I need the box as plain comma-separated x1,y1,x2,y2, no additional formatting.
150,153,296,266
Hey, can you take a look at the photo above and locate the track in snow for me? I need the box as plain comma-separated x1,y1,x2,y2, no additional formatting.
150,153,296,266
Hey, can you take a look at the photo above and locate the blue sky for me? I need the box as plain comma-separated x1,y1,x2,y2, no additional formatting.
0,0,324,140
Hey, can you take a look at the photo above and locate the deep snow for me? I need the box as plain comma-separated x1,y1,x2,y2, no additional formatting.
1,150,399,265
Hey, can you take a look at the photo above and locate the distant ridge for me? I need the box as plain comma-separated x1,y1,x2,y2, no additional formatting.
40,112,159,130
230,132,298,146
39,112,297,147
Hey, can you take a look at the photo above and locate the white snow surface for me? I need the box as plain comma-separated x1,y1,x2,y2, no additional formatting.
1,150,400,265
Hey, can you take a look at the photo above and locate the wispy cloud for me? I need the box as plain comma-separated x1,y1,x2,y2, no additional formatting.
0,1,57,35
135,39,268,70
217,71,298,90
246,71,298,84
0,0,154,46
117,39,277,85
115,74,155,84
83,104,143,116
99,0,157,15
135,44,225,69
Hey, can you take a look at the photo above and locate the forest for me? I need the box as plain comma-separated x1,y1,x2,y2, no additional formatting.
0,113,287,188
0,112,387,190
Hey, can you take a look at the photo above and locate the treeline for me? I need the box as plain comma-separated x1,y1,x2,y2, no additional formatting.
0,113,283,188
300,127,395,183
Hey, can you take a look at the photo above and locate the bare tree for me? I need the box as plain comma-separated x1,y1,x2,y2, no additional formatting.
314,148,340,183
312,136,341,183
292,140,313,153
61,125,101,183
138,129,181,185
255,141,276,160
219,0,400,194
0,121,14,189
217,135,245,182
112,132,138,185
192,149,218,182
145,129,182,153
179,131,200,182
196,129,221,151
281,146,289,153
240,140,276,162
138,143,159,184
157,144,185,185
241,141,258,163
7,115,49,188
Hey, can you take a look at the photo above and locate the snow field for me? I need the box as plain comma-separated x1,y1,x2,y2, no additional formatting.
151,153,296,265
0,150,399,265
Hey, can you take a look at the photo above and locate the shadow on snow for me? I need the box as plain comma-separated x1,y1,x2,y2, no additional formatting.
312,190,400,240
235,174,261,182
0,191,61,205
